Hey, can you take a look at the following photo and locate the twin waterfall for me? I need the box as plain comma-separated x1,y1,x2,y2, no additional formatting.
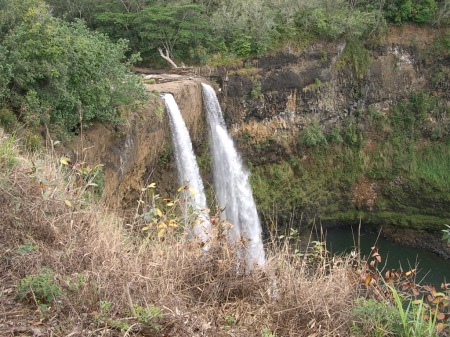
163,84,265,268
163,94,211,243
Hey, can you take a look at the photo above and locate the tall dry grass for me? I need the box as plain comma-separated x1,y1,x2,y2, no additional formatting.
0,133,362,336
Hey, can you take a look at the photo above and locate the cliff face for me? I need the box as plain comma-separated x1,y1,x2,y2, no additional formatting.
199,25,450,239
69,78,205,208
66,26,448,254
208,26,437,141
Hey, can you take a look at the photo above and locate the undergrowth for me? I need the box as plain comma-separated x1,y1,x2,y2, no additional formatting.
0,132,448,336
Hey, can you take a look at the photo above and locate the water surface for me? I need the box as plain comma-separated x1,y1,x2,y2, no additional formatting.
325,226,450,286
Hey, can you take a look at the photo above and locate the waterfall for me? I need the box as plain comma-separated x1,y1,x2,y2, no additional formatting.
202,83,266,268
163,93,211,243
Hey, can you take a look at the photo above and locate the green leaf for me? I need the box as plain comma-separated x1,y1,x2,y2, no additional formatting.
42,190,51,200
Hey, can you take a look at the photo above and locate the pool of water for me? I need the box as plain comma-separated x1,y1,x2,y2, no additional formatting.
324,226,450,287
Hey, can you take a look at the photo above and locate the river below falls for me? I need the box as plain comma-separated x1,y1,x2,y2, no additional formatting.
323,226,450,287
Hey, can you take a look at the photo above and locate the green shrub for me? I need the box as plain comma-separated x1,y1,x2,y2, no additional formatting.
0,107,18,132
87,164,105,198
294,1,384,41
384,0,438,24
24,131,42,152
342,120,363,148
390,92,445,140
261,327,277,337
327,126,344,144
133,304,163,330
337,39,372,77
0,0,146,138
351,297,401,336
0,132,17,171
251,80,262,100
231,34,252,58
388,285,440,337
17,268,63,305
431,66,450,91
299,120,327,147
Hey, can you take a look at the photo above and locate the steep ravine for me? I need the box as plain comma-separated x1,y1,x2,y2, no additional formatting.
67,26,449,257
199,25,450,256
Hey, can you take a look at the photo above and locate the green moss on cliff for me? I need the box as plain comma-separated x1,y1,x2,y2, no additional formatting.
247,92,449,231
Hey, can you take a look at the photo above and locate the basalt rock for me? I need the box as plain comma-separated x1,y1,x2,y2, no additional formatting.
68,77,206,208
198,25,449,237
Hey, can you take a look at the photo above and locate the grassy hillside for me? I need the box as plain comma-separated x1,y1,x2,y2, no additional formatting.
1,131,449,336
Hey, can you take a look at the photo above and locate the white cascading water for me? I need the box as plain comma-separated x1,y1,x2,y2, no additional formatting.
163,93,211,243
202,83,266,268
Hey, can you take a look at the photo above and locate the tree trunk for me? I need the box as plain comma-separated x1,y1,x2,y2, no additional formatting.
158,48,178,68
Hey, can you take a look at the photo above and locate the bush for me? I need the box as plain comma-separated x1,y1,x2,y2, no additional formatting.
384,0,438,24
23,131,42,152
0,107,18,132
294,0,385,41
251,80,262,99
0,131,17,171
343,120,363,147
337,39,372,77
299,120,327,147
17,268,63,305
390,92,445,140
351,297,401,336
0,0,146,138
327,126,344,144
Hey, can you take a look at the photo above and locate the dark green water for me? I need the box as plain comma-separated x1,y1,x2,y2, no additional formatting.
324,226,450,287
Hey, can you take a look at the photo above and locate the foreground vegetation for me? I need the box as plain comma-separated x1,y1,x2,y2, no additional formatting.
1,132,449,336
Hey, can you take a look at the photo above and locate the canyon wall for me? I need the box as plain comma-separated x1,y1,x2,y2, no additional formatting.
69,78,205,208
67,25,449,254
198,25,450,245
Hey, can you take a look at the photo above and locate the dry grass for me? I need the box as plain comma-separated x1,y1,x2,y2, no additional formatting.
0,133,362,337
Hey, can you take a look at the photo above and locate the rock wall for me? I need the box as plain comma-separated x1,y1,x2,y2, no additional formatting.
197,25,450,240
69,78,205,208
201,26,440,141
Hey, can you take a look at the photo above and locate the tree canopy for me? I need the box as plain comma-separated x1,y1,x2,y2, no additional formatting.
38,0,450,66
0,0,145,138
92,1,213,65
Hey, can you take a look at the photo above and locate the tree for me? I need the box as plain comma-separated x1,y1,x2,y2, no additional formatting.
134,3,212,65
294,0,385,41
92,1,213,65
384,0,438,24
210,0,278,57
45,0,103,24
0,0,146,137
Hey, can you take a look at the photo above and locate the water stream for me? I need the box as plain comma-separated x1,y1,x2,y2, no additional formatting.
202,83,265,268
163,93,211,242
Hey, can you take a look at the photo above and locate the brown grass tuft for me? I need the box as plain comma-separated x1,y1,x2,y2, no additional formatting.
0,133,362,336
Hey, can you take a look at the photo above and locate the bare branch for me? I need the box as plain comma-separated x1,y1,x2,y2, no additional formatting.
158,47,178,68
